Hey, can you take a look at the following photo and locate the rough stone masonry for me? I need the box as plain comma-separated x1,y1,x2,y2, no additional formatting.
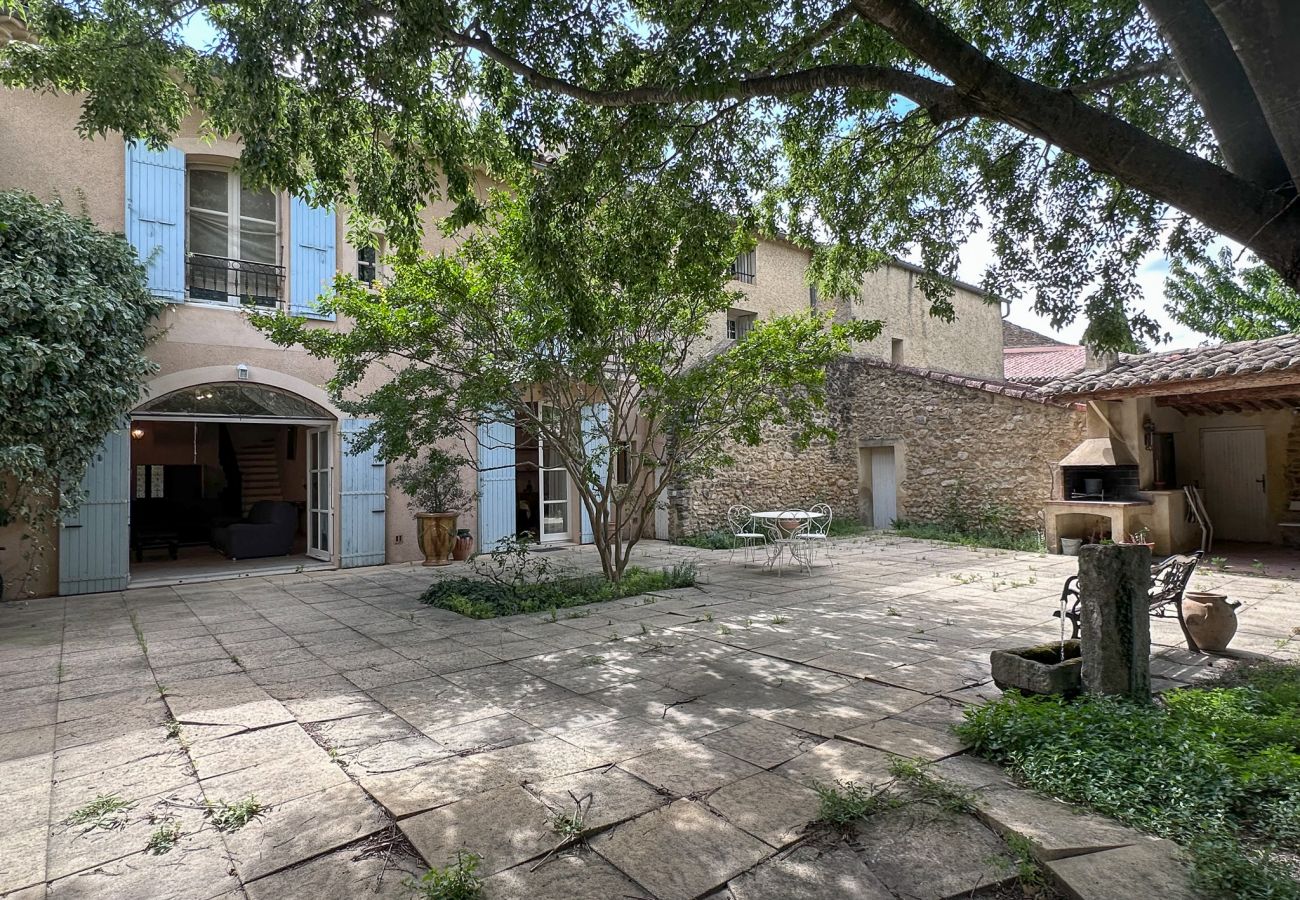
670,358,1085,537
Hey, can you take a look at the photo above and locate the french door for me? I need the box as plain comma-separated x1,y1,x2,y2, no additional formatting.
307,426,333,560
539,407,571,542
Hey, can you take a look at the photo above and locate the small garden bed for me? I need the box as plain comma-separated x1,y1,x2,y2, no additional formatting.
890,519,1044,552
419,562,697,619
674,517,867,549
958,662,1300,899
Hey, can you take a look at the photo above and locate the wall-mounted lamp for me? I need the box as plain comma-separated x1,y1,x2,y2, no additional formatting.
236,363,250,381
130,426,145,440
1142,416,1155,451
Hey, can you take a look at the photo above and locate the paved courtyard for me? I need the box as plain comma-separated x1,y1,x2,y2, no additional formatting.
2,536,1297,900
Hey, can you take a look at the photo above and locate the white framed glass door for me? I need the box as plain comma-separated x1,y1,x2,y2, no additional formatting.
538,407,570,542
307,426,333,560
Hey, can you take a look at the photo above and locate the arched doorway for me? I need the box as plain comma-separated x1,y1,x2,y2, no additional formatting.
57,376,387,594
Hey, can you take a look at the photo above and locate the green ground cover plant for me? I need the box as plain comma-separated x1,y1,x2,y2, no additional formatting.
889,520,1043,553
420,562,697,619
957,663,1300,899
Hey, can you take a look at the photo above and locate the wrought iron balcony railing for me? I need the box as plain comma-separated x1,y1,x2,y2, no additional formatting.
186,253,286,308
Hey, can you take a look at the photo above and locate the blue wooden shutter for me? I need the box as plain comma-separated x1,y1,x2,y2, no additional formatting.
580,403,610,544
477,417,516,552
340,418,387,568
59,425,130,595
125,142,186,301
289,197,337,320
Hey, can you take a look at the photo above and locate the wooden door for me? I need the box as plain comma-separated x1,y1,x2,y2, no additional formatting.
870,447,897,528
1201,427,1268,542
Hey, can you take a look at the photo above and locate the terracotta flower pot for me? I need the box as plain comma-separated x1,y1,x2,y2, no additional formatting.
416,512,458,567
1181,592,1240,652
452,531,474,561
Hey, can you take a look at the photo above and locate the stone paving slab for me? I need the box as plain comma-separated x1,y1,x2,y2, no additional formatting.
591,799,772,900
723,841,896,900
1046,839,1207,900
4,536,1298,899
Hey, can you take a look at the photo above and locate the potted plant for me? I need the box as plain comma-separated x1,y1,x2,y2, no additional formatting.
452,528,475,561
392,451,474,567
1122,527,1154,550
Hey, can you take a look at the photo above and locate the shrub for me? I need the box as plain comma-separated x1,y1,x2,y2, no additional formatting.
890,519,1043,552
421,561,697,618
957,663,1300,899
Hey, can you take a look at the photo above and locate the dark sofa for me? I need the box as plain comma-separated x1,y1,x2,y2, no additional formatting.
211,500,297,560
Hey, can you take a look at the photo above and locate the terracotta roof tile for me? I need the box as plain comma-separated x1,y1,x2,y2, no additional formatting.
851,357,1082,408
1003,344,1088,384
1039,333,1300,397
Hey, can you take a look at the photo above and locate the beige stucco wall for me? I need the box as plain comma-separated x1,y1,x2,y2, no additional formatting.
670,360,1084,536
732,237,1005,379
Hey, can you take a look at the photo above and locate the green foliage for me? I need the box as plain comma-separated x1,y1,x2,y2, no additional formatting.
1165,248,1300,342
408,851,485,900
392,451,474,514
886,757,975,813
255,174,874,581
673,529,734,550
421,554,697,619
66,794,133,831
146,819,182,854
890,520,1043,553
957,663,1300,899
11,0,1287,348
205,797,264,832
814,779,895,828
0,191,163,595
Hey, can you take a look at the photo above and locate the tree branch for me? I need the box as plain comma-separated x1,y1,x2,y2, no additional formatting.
1141,0,1290,192
1064,57,1178,95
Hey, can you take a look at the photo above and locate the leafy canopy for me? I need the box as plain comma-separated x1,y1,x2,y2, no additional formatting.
1165,248,1300,343
12,0,1300,348
254,170,877,579
0,191,163,591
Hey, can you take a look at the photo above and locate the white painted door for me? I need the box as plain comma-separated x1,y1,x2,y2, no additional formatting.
307,426,333,560
1201,427,1268,542
870,447,897,528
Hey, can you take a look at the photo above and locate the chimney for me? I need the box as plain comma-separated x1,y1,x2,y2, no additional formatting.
1084,347,1119,372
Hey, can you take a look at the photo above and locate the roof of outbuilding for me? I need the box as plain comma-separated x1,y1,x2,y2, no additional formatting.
1040,333,1300,397
1003,344,1089,384
1002,320,1066,349
853,357,1082,408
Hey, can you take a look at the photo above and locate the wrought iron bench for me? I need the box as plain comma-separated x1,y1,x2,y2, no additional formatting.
1054,550,1205,652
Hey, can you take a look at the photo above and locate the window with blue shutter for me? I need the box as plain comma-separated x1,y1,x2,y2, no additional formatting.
125,142,187,301
289,197,337,320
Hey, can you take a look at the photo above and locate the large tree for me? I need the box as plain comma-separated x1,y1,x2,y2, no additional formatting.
1164,248,1300,343
8,0,1300,347
255,174,876,581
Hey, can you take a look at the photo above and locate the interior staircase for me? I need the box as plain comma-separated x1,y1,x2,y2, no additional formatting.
236,438,283,514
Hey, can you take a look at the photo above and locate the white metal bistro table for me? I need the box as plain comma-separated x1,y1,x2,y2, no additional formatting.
751,510,824,573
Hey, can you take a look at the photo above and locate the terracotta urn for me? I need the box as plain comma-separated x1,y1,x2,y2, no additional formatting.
1181,592,1240,652
416,512,458,567
452,529,474,561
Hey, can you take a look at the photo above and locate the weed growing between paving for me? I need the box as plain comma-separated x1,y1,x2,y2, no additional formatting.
146,819,182,854
408,850,484,900
958,662,1300,899
66,794,133,831
420,562,697,619
205,796,264,832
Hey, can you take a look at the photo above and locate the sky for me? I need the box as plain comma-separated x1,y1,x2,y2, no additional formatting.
950,218,1207,352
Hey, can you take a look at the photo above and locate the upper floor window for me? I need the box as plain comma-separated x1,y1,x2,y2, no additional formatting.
730,249,757,284
186,167,284,307
357,234,386,286
809,283,818,310
727,310,757,340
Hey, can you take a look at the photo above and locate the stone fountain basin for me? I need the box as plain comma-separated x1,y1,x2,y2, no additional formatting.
990,640,1082,697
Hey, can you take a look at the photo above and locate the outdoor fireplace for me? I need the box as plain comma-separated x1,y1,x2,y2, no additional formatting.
1044,436,1152,553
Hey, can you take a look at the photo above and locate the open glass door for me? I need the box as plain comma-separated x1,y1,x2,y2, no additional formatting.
307,426,333,560
539,406,570,542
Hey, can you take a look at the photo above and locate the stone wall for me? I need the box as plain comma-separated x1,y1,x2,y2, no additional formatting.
670,358,1085,536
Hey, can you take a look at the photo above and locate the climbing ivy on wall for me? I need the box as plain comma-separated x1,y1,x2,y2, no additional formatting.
0,191,164,596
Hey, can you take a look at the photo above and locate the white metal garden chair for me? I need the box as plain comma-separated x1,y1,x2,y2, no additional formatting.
726,504,767,565
763,512,814,576
794,502,833,567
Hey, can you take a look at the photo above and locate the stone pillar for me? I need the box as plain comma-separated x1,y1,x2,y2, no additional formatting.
1077,544,1151,698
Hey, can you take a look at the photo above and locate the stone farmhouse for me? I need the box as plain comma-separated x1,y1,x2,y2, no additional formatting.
2,77,1084,596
